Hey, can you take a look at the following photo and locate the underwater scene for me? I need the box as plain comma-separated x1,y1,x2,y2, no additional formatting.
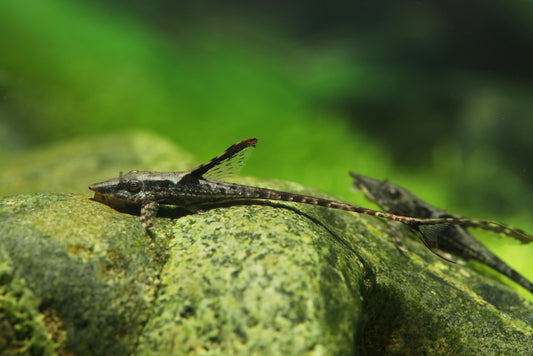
1,1,532,354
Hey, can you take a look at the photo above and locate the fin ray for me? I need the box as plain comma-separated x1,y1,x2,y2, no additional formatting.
190,138,258,180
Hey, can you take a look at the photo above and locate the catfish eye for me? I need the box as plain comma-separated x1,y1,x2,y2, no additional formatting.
127,179,142,192
387,187,401,199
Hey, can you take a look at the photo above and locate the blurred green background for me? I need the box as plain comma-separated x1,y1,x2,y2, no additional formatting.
1,1,532,295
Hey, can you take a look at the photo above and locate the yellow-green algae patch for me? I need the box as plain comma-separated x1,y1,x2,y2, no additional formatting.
136,202,364,355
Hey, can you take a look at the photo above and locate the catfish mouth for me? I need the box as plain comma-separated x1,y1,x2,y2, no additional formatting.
91,191,111,205
89,189,140,214
88,183,115,205
88,181,115,195
88,181,131,206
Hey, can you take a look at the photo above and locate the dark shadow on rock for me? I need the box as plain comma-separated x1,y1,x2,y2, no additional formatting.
361,284,464,355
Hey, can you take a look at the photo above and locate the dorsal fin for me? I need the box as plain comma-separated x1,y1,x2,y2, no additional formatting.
190,138,258,180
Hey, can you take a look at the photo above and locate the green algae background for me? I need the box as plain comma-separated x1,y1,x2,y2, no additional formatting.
0,1,532,298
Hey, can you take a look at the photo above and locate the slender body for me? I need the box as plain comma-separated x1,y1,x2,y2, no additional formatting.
350,172,533,293
89,138,532,293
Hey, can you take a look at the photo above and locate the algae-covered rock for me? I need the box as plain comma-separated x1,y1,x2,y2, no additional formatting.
0,132,531,355
0,193,163,355
136,201,364,355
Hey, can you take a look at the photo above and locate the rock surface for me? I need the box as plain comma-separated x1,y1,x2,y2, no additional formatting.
0,132,531,355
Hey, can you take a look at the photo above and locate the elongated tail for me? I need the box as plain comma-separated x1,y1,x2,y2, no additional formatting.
225,184,533,243
407,217,533,243
224,184,419,220
483,252,533,293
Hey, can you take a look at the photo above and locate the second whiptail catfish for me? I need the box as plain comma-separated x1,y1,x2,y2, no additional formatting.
351,172,533,293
